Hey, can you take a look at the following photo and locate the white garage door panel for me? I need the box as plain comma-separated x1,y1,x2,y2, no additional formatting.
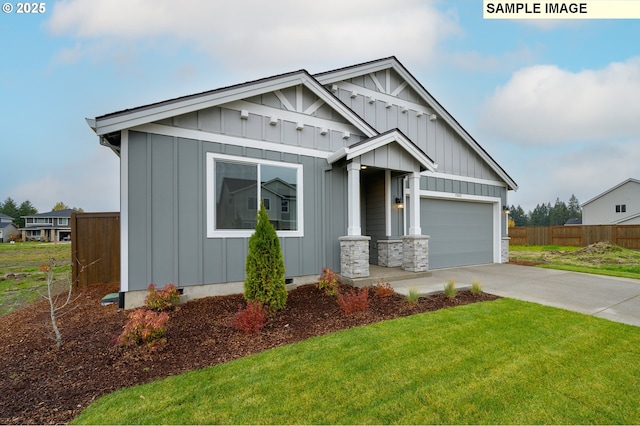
421,198,493,269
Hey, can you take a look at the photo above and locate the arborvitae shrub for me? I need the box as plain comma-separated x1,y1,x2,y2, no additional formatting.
244,202,287,311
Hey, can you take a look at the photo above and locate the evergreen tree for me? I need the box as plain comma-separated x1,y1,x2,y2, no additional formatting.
567,194,582,220
529,203,551,226
16,200,37,228
509,204,528,226
0,197,19,221
549,198,569,225
244,201,287,311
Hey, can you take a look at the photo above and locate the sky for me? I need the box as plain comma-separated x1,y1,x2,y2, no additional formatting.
1,0,639,214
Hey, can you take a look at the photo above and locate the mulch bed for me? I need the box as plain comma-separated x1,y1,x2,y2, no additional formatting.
0,282,498,425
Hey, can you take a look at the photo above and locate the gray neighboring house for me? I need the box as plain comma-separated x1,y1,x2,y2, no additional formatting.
21,209,75,242
0,213,18,242
87,57,518,308
582,178,640,225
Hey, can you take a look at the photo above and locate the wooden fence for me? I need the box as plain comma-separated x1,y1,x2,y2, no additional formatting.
71,212,120,288
508,225,640,249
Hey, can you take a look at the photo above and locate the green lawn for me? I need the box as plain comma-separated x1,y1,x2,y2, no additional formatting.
74,299,640,425
0,242,71,315
510,244,640,279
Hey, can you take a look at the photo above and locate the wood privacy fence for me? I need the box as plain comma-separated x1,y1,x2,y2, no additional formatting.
508,225,640,249
71,212,120,288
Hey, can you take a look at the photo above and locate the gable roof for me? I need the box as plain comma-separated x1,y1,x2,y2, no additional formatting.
88,57,516,191
581,178,640,207
0,213,14,221
22,209,77,219
88,69,378,152
314,56,518,191
614,212,640,224
328,129,436,173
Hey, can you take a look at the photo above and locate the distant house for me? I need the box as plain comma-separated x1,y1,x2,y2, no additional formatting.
20,209,76,242
581,178,640,225
0,213,18,242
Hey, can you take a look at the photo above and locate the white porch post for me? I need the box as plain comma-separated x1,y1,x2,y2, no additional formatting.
340,160,369,278
402,171,429,272
408,171,421,235
347,161,361,236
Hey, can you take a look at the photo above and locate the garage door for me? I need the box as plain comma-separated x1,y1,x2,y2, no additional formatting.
420,198,493,269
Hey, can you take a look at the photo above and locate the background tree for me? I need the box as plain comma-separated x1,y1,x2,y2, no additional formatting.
509,205,529,226
529,203,551,226
1,197,38,228
244,201,287,311
52,202,84,213
16,200,37,228
567,194,582,220
52,202,70,211
549,198,569,225
0,197,19,221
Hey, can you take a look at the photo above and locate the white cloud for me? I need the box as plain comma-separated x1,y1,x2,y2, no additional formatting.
46,0,460,73
444,46,537,73
480,58,640,145
11,148,119,213
508,139,640,212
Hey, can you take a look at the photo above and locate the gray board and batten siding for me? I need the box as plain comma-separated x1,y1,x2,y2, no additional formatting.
328,68,503,182
127,130,348,292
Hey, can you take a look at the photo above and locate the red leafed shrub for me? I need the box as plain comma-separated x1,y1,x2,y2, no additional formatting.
117,309,169,348
374,282,394,298
232,300,269,334
337,287,369,314
145,283,180,312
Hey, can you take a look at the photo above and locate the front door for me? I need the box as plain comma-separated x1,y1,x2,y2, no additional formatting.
362,168,386,265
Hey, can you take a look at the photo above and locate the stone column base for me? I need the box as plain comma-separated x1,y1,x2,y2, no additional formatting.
339,236,371,278
377,240,403,267
502,236,510,263
402,235,429,272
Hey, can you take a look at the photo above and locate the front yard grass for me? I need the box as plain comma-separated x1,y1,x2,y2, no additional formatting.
0,242,71,315
510,244,640,280
74,299,640,425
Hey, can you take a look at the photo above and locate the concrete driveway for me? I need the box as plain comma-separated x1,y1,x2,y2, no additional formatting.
392,263,640,327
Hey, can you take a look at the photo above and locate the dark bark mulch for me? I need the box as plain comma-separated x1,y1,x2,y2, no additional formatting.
0,282,498,424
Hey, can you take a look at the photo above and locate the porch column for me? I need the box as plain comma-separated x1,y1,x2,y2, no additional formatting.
346,161,361,236
408,171,421,235
340,161,369,278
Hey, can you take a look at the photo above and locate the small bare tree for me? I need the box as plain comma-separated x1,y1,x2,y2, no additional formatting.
40,257,99,348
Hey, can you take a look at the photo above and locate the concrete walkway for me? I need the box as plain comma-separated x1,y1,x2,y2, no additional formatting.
390,263,640,327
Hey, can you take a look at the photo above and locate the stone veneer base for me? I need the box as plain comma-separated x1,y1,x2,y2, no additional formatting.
339,235,371,278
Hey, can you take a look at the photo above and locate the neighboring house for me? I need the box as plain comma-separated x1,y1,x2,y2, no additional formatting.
0,214,18,242
21,209,75,242
87,57,518,308
582,178,640,225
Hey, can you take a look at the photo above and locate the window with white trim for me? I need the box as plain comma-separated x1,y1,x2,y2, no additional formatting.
206,153,303,237
58,218,69,226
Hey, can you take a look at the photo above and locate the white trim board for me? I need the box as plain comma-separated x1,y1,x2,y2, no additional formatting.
120,130,129,292
415,190,503,264
131,123,335,160
205,153,304,238
424,171,507,188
